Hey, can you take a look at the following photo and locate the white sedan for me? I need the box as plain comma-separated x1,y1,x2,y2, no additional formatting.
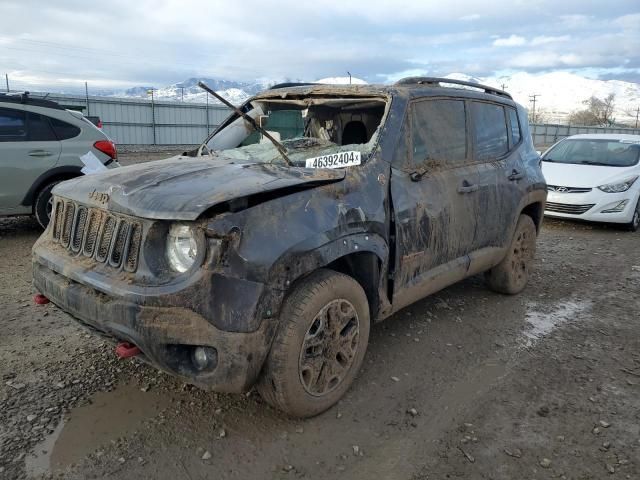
541,134,640,231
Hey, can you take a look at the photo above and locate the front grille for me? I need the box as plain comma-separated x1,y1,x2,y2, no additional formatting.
546,202,595,215
50,200,142,272
547,185,592,194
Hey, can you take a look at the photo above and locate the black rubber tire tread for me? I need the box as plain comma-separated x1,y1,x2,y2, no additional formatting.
485,214,537,295
257,268,370,418
34,181,61,229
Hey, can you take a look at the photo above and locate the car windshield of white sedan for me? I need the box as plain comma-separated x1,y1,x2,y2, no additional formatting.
544,139,640,167
204,97,387,167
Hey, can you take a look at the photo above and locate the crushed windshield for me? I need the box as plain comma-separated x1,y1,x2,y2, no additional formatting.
204,97,388,167
543,139,640,167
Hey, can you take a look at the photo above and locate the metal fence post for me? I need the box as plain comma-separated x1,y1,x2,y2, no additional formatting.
206,93,210,134
151,91,156,145
85,81,90,115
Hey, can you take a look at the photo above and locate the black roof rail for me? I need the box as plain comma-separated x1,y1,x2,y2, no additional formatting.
394,76,512,99
269,82,320,90
0,91,65,110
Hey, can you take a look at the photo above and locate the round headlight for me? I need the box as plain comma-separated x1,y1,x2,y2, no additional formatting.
166,225,198,273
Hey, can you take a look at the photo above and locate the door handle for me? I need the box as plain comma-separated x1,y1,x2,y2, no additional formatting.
457,181,478,194
28,150,53,157
508,169,524,181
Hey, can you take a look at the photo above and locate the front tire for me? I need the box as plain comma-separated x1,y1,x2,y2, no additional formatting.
486,214,537,295
34,181,61,229
257,269,370,418
626,199,640,232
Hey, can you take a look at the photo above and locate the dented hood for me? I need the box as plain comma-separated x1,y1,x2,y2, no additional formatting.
52,155,345,220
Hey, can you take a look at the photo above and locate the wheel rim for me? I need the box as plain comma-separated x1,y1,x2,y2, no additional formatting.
46,196,54,220
633,209,639,229
298,299,360,397
510,228,535,284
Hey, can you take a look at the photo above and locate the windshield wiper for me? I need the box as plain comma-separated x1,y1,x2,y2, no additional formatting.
198,81,292,166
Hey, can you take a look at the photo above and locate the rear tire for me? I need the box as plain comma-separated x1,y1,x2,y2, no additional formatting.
257,269,370,418
34,181,61,229
485,214,537,295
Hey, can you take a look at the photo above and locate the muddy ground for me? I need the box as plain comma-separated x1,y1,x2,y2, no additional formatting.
1,150,639,480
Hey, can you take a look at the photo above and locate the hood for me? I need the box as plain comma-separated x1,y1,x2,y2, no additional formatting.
541,160,639,188
53,155,345,220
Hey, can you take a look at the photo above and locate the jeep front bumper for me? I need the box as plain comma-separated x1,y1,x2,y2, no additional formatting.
32,261,276,393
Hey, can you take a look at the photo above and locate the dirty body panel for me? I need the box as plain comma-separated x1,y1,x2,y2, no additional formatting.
32,81,546,394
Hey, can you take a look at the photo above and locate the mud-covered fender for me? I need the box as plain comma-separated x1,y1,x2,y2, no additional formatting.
267,231,389,290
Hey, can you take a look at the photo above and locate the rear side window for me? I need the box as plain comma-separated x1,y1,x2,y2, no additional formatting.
27,113,58,141
471,102,508,161
507,107,521,146
49,118,81,140
411,99,467,167
0,107,27,141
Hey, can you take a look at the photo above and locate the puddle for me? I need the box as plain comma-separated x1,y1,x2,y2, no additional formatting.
26,383,171,477
522,299,591,347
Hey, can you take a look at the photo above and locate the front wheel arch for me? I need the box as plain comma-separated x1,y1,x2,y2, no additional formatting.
266,233,389,319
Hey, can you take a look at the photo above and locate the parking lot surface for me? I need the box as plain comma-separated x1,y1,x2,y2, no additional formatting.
1,151,639,480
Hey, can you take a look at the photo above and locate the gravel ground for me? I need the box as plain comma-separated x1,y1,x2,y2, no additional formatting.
1,151,639,480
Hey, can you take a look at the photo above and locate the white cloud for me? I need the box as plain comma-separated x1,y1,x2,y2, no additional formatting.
1,0,639,90
531,35,571,46
493,35,526,47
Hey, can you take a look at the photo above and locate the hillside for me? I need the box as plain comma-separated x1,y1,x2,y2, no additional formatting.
116,73,639,125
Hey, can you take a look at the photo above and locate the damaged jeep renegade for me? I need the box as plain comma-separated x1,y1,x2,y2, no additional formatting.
32,78,547,417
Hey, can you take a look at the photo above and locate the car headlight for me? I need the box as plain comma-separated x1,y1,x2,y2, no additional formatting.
597,176,638,193
166,225,199,273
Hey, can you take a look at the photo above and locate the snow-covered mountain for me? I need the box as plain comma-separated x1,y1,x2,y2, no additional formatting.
118,77,275,105
444,72,640,124
116,73,639,125
118,76,369,104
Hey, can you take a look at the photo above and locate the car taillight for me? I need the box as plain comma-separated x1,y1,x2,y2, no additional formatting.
93,140,117,160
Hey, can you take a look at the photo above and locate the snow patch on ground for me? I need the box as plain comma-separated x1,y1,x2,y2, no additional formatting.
522,299,592,347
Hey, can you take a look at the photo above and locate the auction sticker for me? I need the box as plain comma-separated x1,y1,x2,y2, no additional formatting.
305,151,361,169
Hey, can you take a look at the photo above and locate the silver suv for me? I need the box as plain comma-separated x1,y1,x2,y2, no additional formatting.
0,93,119,227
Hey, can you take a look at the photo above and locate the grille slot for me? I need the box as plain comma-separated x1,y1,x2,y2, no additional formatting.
546,202,595,215
61,202,75,247
109,221,130,267
52,200,64,241
83,210,102,257
124,223,142,273
49,199,142,272
96,216,116,262
70,207,88,253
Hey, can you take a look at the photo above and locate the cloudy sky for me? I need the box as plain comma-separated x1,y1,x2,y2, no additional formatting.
1,0,639,92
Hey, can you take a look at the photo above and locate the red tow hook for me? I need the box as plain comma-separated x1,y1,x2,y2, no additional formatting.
115,342,141,358
34,293,50,305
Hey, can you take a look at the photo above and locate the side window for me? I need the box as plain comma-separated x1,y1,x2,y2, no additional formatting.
507,107,521,146
471,102,508,161
411,99,467,168
49,118,81,140
0,107,27,142
27,113,58,141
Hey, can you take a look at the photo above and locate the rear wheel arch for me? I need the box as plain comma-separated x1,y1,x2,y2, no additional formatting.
521,201,544,232
22,166,83,207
